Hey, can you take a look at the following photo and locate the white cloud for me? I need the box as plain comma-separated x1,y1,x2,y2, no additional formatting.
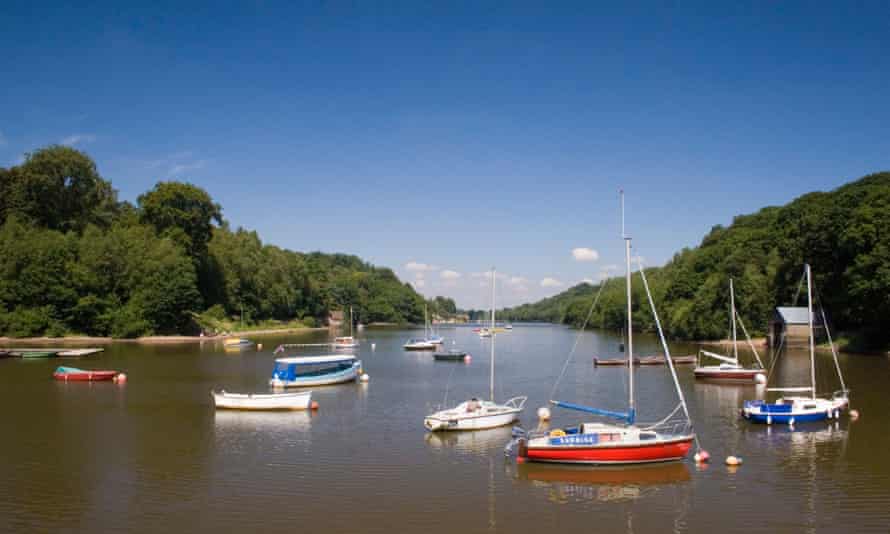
440,270,461,280
60,134,96,147
581,278,594,284
412,279,426,289
541,277,564,288
169,160,206,177
405,261,438,273
572,247,600,262
508,276,527,286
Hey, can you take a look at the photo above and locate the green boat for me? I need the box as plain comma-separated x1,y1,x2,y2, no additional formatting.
19,350,58,359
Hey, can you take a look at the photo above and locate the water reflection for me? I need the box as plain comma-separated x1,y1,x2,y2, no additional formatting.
213,409,314,433
424,427,514,454
512,461,690,503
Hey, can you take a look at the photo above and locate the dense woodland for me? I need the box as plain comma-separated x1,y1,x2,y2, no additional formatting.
0,146,430,337
500,172,890,349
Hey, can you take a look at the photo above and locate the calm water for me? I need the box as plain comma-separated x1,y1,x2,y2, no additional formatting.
2,325,889,533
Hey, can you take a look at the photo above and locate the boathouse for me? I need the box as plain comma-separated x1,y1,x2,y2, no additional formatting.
769,307,823,347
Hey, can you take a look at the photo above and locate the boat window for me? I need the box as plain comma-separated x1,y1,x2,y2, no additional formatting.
639,432,657,440
803,404,817,410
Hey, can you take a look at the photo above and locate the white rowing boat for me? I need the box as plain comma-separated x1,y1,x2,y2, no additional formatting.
212,390,313,410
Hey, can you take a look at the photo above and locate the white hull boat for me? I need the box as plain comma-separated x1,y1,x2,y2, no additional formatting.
269,355,362,387
424,398,527,431
212,390,312,411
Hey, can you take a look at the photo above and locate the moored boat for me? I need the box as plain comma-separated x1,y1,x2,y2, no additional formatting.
53,366,119,381
269,354,362,387
741,264,849,425
514,191,697,465
404,338,437,350
694,279,766,382
224,338,254,349
20,350,58,359
433,349,469,361
424,268,527,432
212,390,313,410
333,336,359,349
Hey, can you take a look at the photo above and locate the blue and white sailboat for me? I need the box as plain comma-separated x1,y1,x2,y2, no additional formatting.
741,264,849,425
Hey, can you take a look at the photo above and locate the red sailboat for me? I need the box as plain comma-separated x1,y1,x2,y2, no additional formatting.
515,191,697,465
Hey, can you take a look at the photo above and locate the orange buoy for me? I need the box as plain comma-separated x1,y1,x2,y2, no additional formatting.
850,409,860,420
116,373,127,384
725,455,742,466
694,450,710,463
310,400,319,410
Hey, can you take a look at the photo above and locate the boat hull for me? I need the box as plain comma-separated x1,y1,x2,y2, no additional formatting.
694,367,763,380
433,352,467,361
53,370,118,381
213,391,312,410
523,436,694,465
424,408,521,432
269,361,361,387
741,397,847,424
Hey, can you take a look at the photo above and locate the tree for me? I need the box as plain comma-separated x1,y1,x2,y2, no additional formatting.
138,181,222,263
0,146,117,231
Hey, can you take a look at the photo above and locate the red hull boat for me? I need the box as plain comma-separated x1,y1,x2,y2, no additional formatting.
53,367,119,381
522,434,694,464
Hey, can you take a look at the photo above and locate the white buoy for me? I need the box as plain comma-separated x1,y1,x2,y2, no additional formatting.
258,343,263,350
360,373,370,383
115,373,127,384
850,409,860,420
464,355,472,363
754,373,767,384
694,450,710,463
725,455,742,466
371,343,376,351
537,406,551,421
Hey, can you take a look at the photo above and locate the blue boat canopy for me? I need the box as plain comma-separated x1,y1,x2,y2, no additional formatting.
550,400,635,424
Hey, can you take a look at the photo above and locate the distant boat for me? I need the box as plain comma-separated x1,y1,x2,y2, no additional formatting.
694,279,766,382
425,268,527,431
741,264,849,425
269,355,362,387
334,306,360,348
224,338,254,349
505,324,513,330
53,366,118,381
333,336,359,349
404,338,437,350
21,350,58,359
433,349,469,361
212,390,312,411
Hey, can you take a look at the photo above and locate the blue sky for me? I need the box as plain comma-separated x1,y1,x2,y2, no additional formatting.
2,2,888,308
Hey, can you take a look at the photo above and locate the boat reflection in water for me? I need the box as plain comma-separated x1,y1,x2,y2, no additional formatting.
512,460,690,503
424,426,514,454
213,409,315,435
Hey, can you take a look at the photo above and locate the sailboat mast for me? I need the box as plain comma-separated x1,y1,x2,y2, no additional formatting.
730,279,738,363
350,305,354,338
622,189,634,415
806,264,816,400
625,237,634,414
490,268,496,402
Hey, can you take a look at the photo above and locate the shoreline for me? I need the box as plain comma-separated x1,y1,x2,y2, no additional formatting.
0,326,328,346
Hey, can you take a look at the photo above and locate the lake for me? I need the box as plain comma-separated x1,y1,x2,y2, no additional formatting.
2,324,889,533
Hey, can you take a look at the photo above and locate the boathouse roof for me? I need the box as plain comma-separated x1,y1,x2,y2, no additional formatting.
775,307,812,325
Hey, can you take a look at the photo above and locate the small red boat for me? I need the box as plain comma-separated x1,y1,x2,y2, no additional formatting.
53,366,119,381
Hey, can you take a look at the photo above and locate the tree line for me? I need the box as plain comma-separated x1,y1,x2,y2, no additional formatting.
499,172,890,349
0,145,428,337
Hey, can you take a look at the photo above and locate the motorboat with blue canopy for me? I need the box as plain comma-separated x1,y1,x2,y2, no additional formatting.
269,355,362,387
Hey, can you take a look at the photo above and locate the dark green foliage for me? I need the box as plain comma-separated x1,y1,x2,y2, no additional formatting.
0,146,425,338
500,172,890,348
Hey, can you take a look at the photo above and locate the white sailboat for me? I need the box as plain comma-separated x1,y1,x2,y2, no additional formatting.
424,268,527,431
404,304,438,350
694,279,766,382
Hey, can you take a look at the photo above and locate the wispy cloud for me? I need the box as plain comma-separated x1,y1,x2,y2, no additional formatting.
572,247,599,262
541,277,564,288
147,150,194,169
60,134,96,146
581,278,595,284
168,160,206,177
